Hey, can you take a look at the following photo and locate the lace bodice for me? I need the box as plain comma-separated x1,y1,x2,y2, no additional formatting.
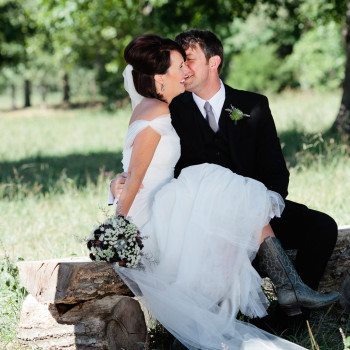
122,114,180,227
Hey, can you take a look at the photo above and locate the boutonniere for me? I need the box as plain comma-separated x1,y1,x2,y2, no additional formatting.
225,105,250,125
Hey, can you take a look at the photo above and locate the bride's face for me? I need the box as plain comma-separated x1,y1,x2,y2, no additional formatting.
162,50,186,101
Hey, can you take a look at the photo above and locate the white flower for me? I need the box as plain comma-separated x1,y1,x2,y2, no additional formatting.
87,214,143,267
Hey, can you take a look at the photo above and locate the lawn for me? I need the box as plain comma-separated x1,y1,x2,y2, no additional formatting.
0,89,349,349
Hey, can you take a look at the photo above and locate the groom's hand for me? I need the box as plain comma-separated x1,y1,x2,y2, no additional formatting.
110,172,144,199
110,173,127,199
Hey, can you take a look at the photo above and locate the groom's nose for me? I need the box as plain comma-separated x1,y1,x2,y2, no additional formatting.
183,62,192,76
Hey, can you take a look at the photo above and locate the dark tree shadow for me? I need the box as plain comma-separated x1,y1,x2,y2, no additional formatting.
278,127,347,168
279,129,307,167
0,151,123,199
1,126,348,200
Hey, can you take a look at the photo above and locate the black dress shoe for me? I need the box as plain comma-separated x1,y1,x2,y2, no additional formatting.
250,302,308,336
172,339,188,350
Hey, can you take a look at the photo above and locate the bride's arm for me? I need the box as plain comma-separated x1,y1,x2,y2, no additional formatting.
116,126,161,216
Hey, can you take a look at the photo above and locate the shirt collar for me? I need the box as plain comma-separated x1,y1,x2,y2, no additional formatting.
192,80,225,122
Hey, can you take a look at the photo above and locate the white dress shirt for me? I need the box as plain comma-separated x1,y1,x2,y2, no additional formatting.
192,80,226,124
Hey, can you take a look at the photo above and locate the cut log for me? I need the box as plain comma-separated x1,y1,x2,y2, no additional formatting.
17,294,147,350
16,225,350,350
319,225,350,293
17,257,132,305
17,227,350,306
340,268,350,312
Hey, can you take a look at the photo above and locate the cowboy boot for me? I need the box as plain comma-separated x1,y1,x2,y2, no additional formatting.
259,237,339,317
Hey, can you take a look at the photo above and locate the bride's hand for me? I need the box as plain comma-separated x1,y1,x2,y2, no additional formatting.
110,172,143,199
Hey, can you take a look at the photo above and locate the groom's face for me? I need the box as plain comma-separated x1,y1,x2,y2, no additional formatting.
183,44,210,94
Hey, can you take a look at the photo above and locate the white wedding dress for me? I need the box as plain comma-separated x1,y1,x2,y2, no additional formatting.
113,114,307,350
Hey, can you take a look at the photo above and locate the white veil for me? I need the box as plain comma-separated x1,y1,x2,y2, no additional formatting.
123,64,143,110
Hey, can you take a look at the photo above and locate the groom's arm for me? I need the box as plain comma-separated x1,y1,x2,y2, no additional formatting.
255,96,289,199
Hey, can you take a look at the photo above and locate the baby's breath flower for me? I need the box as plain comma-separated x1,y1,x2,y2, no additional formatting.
87,214,144,268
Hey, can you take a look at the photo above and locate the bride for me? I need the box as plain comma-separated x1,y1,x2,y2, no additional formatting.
109,34,338,350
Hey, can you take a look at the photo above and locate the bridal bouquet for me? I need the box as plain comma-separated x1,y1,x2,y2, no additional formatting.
87,215,144,268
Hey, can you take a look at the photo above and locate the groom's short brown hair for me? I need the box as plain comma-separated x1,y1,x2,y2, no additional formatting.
175,29,224,73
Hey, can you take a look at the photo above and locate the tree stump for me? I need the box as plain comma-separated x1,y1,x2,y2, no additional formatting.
17,258,147,349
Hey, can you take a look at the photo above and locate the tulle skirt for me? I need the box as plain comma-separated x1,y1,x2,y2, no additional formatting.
115,163,306,350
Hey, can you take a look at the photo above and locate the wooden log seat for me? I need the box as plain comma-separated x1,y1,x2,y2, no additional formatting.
16,226,350,349
17,258,146,349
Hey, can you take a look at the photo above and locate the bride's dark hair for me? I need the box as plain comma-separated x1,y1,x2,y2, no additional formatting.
124,34,186,102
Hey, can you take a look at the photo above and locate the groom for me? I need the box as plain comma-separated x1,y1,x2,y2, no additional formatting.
169,29,338,347
170,29,337,292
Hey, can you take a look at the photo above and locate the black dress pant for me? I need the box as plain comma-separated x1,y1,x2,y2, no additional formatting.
269,199,338,290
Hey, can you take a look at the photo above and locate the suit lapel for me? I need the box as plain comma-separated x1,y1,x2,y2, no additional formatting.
218,85,243,143
218,85,251,172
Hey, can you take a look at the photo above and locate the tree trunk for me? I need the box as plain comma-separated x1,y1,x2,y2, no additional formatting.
63,71,70,105
24,79,31,108
90,77,97,102
40,84,47,109
10,83,16,110
334,0,350,135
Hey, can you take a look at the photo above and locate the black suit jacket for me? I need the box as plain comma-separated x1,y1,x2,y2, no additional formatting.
169,84,290,199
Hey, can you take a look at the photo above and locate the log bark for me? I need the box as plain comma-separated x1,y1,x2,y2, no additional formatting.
17,294,147,350
319,225,350,293
17,257,132,305
340,268,350,312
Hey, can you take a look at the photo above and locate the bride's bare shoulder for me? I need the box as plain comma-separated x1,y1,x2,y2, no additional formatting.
130,98,169,124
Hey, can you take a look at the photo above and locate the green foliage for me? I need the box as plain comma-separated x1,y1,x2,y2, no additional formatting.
227,44,293,93
0,254,28,347
297,0,346,25
0,256,27,299
0,0,35,67
286,21,345,90
341,327,350,350
0,0,348,105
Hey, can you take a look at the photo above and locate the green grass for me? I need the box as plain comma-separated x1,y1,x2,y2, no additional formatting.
268,90,350,226
0,89,349,349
